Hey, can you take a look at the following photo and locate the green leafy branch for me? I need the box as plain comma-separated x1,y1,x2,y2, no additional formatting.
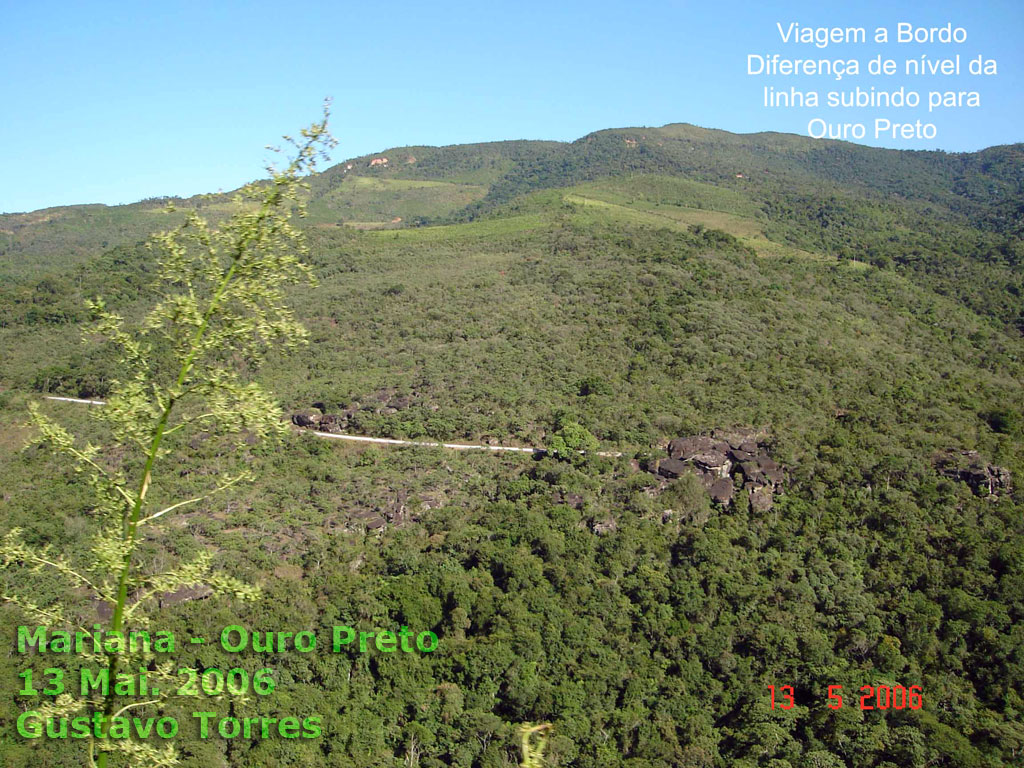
1,103,336,768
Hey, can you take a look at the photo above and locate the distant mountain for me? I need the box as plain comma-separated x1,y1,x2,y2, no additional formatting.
306,123,1023,231
4,124,1021,326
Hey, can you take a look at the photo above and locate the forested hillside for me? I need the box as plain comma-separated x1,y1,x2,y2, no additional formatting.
1,123,1022,767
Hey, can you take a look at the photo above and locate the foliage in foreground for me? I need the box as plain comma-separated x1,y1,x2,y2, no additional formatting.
1,109,335,766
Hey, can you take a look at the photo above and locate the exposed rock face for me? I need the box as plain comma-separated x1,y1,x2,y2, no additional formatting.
657,458,691,479
318,414,343,433
656,428,785,512
385,490,411,525
92,585,212,621
692,468,718,489
350,508,387,531
935,450,1012,498
158,585,214,609
693,451,730,478
709,478,735,505
758,456,785,485
738,461,766,486
291,391,419,434
748,485,775,513
668,436,718,460
292,411,321,428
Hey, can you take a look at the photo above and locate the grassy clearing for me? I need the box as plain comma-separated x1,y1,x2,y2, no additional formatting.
562,192,824,261
564,192,762,236
345,176,475,191
306,175,487,226
579,174,764,218
362,213,548,242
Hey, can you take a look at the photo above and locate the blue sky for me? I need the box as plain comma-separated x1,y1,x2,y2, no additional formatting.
2,0,1021,212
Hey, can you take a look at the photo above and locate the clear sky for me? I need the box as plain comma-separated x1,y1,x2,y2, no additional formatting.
2,0,1021,213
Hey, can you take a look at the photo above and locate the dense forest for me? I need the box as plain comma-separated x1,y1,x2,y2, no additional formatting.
1,123,1022,767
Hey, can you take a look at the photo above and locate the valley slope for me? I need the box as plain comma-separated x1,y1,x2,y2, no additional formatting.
1,124,1021,767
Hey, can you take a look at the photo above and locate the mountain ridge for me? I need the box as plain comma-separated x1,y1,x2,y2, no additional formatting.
4,121,1022,217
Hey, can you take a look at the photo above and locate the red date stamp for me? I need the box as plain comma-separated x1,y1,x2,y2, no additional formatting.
768,684,923,710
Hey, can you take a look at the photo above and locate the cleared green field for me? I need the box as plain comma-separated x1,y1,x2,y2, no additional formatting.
344,176,470,191
363,213,547,242
563,192,762,236
306,175,487,225
561,191,823,261
578,174,765,218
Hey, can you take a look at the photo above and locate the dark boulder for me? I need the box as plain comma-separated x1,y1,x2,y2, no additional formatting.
318,414,343,433
351,509,387,531
693,451,731,478
757,456,785,484
689,468,717,489
658,458,691,479
292,412,320,428
747,483,775,512
739,461,767,486
658,429,787,511
159,585,214,609
935,450,1012,497
668,435,716,460
709,477,734,505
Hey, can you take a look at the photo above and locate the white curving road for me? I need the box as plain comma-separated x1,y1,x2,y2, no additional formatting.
42,397,622,457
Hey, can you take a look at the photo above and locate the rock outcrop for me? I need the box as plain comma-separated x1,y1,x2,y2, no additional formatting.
653,428,786,511
317,413,343,433
292,390,419,435
291,411,321,428
657,458,690,479
934,450,1012,498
